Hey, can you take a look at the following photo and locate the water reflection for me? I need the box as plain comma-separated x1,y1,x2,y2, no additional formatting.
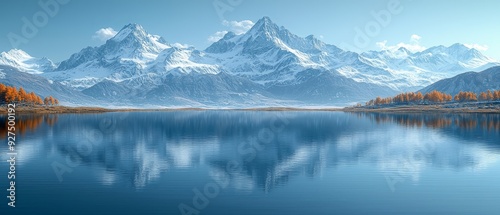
358,112,500,130
0,114,57,137
2,111,499,192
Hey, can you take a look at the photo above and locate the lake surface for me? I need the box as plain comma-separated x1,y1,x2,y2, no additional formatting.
1,111,499,215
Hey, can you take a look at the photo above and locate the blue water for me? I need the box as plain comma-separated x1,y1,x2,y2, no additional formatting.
1,111,499,215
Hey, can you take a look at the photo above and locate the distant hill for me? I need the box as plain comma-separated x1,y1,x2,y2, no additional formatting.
420,66,500,95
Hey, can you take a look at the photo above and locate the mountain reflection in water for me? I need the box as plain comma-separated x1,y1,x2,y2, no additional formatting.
2,111,498,192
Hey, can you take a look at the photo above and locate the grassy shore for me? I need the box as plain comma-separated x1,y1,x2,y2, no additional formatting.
0,105,215,114
236,107,343,111
0,106,114,114
343,105,500,113
1,104,499,114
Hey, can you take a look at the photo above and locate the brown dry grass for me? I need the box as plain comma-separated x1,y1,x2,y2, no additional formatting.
343,106,500,113
0,106,113,114
1,105,498,114
237,107,343,111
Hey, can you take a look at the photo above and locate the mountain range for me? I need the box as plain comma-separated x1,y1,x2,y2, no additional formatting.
0,17,499,107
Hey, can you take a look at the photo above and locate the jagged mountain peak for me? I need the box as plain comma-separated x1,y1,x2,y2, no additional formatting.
397,47,412,54
421,45,446,54
111,23,147,42
417,43,490,62
252,16,276,30
305,35,323,44
206,17,337,55
245,16,292,41
447,43,474,55
449,43,468,49
2,49,32,59
0,49,55,74
260,16,273,23
123,23,142,30
448,43,484,56
57,23,171,71
420,43,473,55
108,23,168,47
222,31,236,40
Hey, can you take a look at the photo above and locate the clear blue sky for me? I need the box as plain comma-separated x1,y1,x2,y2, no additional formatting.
1,0,499,62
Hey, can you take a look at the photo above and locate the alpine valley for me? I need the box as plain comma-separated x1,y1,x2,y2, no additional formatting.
1,17,498,107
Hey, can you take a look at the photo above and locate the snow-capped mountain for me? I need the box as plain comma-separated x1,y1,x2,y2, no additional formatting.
0,49,56,74
206,17,498,92
58,23,170,71
203,17,397,102
148,46,221,76
38,23,282,106
205,17,364,85
359,44,500,90
1,16,499,106
44,23,225,91
419,66,500,96
44,24,173,89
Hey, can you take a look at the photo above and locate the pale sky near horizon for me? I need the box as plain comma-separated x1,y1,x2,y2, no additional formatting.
1,0,499,62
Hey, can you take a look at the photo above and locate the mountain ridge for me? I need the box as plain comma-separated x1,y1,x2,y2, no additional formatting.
1,17,498,106
419,66,500,96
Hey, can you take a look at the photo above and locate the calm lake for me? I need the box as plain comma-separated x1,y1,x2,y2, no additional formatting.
1,111,499,215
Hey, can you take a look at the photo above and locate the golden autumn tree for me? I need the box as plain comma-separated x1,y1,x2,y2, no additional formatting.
479,92,488,101
392,92,424,104
0,84,6,103
424,90,443,103
5,86,19,103
18,87,28,103
467,92,478,101
44,96,50,106
414,92,424,102
0,83,6,93
27,92,36,105
494,90,500,100
486,90,494,101
448,94,453,101
454,91,478,102
35,95,43,105
0,84,49,105
49,96,55,105
364,89,488,107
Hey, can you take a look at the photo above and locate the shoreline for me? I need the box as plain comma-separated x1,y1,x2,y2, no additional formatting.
1,105,499,114
343,106,500,114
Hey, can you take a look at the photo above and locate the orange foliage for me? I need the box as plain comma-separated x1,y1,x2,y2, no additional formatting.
454,91,477,102
392,92,424,104
423,90,452,103
0,83,47,106
479,92,488,101
42,95,60,106
365,89,500,107
0,115,58,138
